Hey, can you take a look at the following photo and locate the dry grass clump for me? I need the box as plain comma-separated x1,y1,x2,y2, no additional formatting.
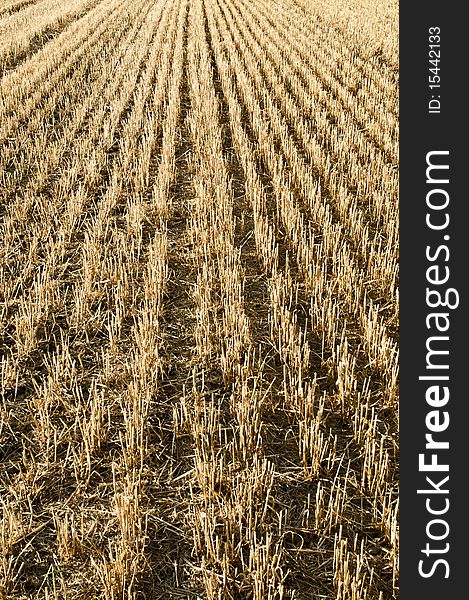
1,0,398,598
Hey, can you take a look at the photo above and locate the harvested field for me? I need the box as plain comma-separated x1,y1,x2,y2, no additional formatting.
0,0,398,598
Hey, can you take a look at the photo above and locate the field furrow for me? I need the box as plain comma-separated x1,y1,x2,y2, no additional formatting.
208,0,397,392
0,0,135,149
0,0,105,74
216,0,398,310
0,0,399,598
206,2,397,597
0,0,37,19
0,0,154,208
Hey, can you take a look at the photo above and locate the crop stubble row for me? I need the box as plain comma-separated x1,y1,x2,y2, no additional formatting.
0,0,398,598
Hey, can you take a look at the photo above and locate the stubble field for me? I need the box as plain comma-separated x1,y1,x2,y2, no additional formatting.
0,0,398,598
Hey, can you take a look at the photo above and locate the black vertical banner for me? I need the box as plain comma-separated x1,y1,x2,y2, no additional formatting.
400,2,467,598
